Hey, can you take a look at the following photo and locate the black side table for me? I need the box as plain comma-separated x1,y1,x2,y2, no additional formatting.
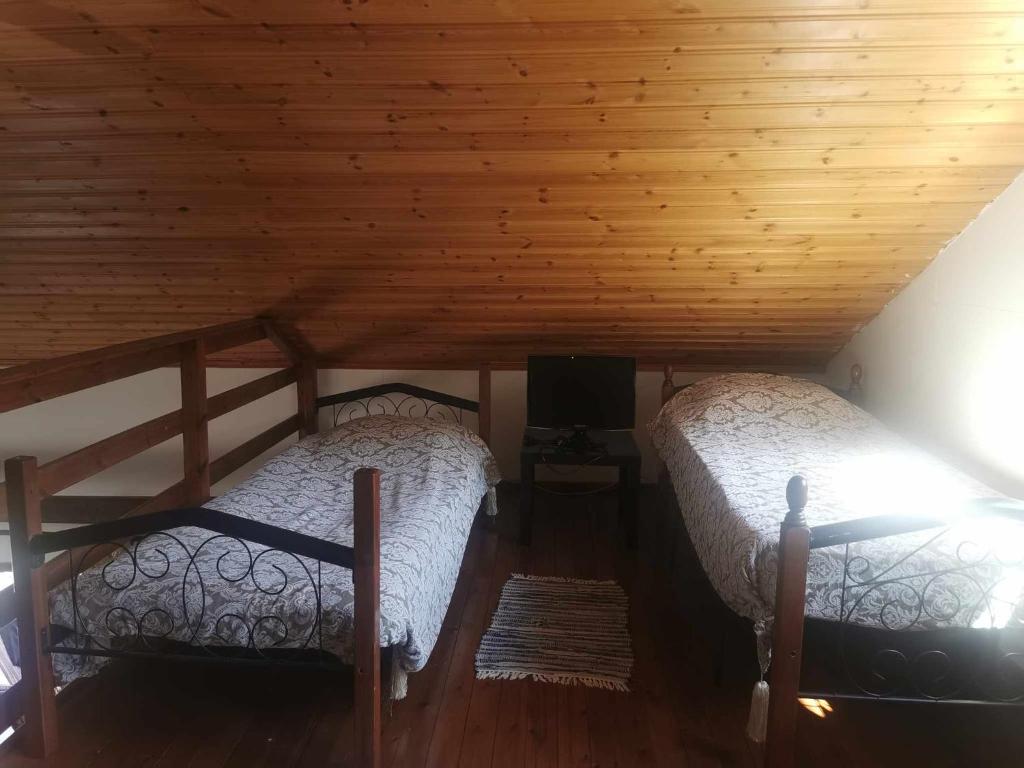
519,427,642,547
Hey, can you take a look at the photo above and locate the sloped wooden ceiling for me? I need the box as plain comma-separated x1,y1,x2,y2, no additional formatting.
1,1,1023,369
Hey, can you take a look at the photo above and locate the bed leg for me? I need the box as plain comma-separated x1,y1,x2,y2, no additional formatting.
765,475,811,768
6,456,59,758
380,645,395,716
353,467,382,768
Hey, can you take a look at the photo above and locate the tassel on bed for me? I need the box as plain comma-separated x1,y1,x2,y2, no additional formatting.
746,678,769,743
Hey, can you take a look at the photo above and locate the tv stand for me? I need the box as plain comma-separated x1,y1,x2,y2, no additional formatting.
519,427,641,548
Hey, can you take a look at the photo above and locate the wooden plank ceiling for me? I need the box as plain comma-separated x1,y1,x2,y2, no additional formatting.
2,0,1023,369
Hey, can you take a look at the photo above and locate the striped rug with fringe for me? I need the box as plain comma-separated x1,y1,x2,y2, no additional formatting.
475,574,632,691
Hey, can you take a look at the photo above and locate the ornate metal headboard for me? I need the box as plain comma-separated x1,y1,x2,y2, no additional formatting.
315,383,481,430
659,363,864,407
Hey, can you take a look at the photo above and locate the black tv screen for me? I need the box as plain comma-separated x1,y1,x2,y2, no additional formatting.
527,355,636,430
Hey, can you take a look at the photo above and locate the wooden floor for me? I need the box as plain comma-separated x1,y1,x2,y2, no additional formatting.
2,484,1022,768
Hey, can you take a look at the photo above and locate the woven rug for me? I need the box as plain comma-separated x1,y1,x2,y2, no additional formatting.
475,574,632,691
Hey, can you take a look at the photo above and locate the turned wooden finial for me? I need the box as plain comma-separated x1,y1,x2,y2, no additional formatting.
661,364,676,406
785,475,809,527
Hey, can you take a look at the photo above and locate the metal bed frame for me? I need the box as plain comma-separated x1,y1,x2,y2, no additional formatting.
658,364,1024,768
0,319,492,768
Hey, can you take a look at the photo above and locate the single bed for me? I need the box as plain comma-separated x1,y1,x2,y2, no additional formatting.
48,411,499,698
1,321,505,766
651,369,1024,767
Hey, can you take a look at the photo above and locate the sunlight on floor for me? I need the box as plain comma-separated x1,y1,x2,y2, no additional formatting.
799,698,834,719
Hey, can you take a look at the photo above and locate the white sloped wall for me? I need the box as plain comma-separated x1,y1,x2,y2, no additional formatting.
828,172,1024,497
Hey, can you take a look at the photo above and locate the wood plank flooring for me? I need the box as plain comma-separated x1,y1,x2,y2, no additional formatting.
1,484,1022,767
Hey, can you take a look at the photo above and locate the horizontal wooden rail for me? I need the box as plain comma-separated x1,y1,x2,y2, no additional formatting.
30,506,354,570
0,319,266,415
207,367,298,421
0,412,183,521
0,345,182,417
37,411,184,501
38,496,149,525
209,414,301,486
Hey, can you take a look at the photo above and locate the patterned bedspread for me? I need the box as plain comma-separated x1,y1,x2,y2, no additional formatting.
650,374,1024,636
49,415,500,692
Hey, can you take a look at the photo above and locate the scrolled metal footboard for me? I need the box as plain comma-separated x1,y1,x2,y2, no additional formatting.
817,503,1024,704
30,506,355,668
766,482,1024,768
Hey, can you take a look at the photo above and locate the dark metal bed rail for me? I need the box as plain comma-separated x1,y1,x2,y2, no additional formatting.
313,372,493,449
1,319,418,767
26,506,355,568
316,382,479,413
767,475,1024,768
7,455,386,768
316,382,482,434
808,497,1024,549
28,505,355,671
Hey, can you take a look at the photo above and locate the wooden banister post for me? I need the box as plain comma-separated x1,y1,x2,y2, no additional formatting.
478,363,492,447
765,475,812,768
6,456,58,757
297,359,319,437
180,339,210,504
353,467,382,768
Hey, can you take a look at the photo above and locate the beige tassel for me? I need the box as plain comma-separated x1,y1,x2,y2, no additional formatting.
746,679,769,743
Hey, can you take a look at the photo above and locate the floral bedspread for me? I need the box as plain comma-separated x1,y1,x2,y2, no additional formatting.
50,415,500,693
650,374,1024,636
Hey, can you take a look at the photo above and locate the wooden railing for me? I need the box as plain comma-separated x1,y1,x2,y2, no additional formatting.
0,317,317,755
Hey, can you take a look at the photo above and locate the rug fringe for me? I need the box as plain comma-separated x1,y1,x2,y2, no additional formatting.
476,668,630,692
509,572,618,586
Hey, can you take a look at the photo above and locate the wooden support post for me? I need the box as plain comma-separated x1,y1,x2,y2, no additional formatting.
661,364,676,406
847,363,864,406
478,363,492,447
6,456,58,758
180,339,210,504
353,467,382,768
297,359,319,437
765,475,812,768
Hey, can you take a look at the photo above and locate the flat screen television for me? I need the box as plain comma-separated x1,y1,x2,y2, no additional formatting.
527,355,636,431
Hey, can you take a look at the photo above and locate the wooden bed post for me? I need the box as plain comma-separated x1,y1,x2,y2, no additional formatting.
297,359,319,437
661,364,675,406
6,456,58,757
353,467,382,768
478,363,492,446
180,339,210,505
765,475,812,768
847,363,864,406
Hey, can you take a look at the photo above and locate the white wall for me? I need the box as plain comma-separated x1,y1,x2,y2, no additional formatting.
828,172,1024,497
1,367,825,500
0,368,300,497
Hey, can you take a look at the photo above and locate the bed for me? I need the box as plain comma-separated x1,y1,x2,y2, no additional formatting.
4,354,496,767
48,410,499,698
651,369,1024,767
